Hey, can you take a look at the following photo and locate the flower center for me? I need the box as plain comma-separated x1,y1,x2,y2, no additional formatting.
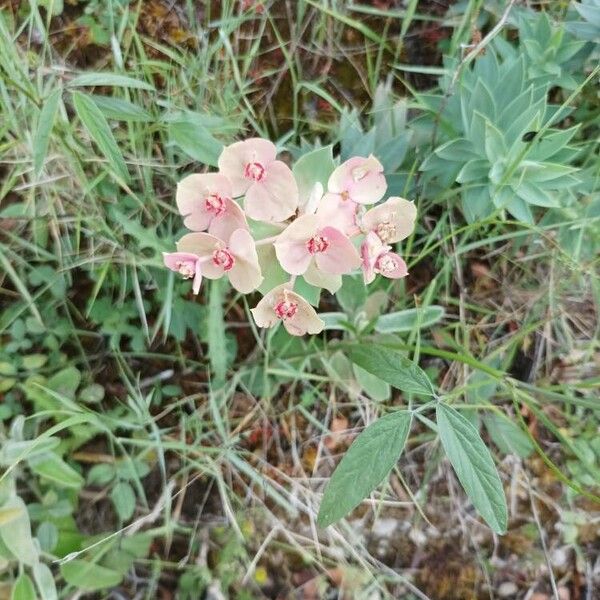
212,248,235,271
340,190,350,201
244,162,266,182
376,254,398,274
376,221,396,243
351,164,370,182
205,193,227,216
306,235,329,255
274,299,298,320
176,260,196,279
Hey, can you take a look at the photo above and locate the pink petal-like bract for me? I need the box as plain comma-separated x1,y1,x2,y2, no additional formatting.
275,215,361,277
244,160,298,222
315,192,359,236
274,214,318,275
218,138,299,222
312,226,361,275
176,173,247,239
217,138,277,196
163,251,203,295
360,231,408,284
251,283,324,336
227,228,263,293
327,155,387,205
175,230,262,293
361,196,417,243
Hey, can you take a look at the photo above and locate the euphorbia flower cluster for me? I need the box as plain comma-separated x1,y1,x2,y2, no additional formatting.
164,138,416,336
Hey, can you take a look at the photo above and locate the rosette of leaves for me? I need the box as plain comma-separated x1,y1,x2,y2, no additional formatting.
494,10,589,91
420,51,580,223
566,0,600,42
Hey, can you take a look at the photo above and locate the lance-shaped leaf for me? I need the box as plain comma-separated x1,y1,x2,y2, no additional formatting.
318,410,412,526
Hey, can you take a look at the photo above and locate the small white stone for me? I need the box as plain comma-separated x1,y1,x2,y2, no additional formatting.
498,581,518,597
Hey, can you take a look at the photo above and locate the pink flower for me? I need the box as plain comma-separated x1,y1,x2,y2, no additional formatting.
274,214,361,284
361,231,408,284
315,194,360,237
251,283,324,336
361,196,417,243
218,138,299,223
327,155,387,205
176,173,247,240
163,252,203,295
176,228,262,293
313,155,387,235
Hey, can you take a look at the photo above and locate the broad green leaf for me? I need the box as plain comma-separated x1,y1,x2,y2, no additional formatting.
292,145,335,202
483,413,534,458
29,454,84,489
484,120,506,163
32,87,61,176
68,72,155,90
47,367,81,400
0,497,37,565
11,574,36,600
317,410,412,526
60,560,122,591
0,507,22,526
167,120,222,166
90,95,152,122
375,306,445,333
353,365,391,402
72,91,129,181
0,437,60,466
79,383,105,404
347,344,435,396
110,481,136,521
32,563,57,600
436,403,508,533
319,312,351,331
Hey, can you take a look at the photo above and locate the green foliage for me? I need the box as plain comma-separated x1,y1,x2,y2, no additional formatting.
421,49,581,223
318,411,412,526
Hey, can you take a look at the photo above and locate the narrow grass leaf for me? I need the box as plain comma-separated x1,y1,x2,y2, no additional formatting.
32,87,61,176
318,410,412,526
90,95,152,122
68,72,155,91
347,344,435,396
208,278,227,383
72,91,129,181
436,403,508,534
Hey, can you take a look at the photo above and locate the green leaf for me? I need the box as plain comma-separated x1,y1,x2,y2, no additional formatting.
47,366,81,400
167,120,222,166
110,481,136,521
317,410,412,526
72,91,129,181
60,560,122,591
11,574,36,600
375,306,445,333
29,453,84,489
79,383,105,404
207,279,227,383
347,344,435,396
484,120,506,162
436,403,508,534
32,563,57,600
90,95,152,122
483,413,534,458
0,497,38,566
292,145,335,203
68,72,155,90
353,365,391,401
32,87,61,176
